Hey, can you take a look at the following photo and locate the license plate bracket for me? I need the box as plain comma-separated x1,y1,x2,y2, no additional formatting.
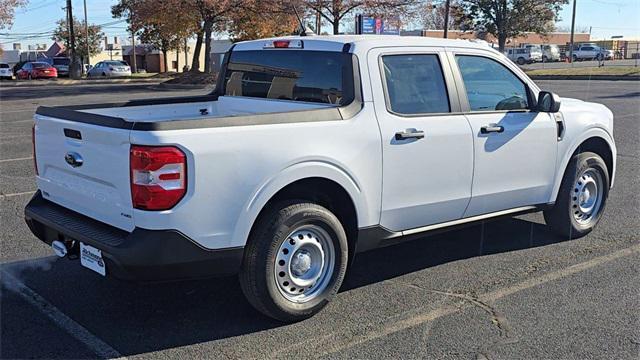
80,242,106,276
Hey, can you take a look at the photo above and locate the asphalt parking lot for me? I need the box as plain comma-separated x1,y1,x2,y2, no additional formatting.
1,80,638,359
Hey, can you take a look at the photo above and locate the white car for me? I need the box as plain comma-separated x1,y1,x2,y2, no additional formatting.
505,47,540,65
26,36,616,322
567,44,608,61
87,60,131,77
0,62,13,79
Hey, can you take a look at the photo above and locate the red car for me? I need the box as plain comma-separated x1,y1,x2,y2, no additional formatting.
16,62,58,80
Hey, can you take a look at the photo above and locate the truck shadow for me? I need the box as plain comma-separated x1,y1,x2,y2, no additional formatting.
1,216,566,358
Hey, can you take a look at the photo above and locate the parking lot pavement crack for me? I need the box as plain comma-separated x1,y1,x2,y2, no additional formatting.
398,283,513,340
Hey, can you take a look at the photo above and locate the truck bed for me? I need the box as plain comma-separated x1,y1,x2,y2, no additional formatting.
35,94,354,131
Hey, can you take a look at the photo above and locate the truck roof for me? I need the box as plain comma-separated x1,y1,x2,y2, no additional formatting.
233,35,498,54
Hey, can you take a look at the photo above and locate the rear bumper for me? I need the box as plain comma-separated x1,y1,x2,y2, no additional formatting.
24,191,243,281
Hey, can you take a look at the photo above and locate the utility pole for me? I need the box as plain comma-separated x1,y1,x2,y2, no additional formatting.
131,30,137,73
66,0,80,78
569,0,577,64
443,0,450,38
83,0,89,72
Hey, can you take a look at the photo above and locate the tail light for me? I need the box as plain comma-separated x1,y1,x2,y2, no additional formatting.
32,124,38,175
130,145,186,210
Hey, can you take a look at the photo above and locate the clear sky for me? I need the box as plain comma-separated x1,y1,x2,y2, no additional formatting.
2,0,639,49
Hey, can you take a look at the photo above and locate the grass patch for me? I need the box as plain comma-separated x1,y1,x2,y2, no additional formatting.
526,66,640,77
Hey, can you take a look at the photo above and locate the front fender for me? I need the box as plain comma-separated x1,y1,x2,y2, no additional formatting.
550,126,616,203
230,160,370,248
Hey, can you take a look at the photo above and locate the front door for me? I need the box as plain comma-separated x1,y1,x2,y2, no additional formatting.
450,52,558,217
369,48,474,232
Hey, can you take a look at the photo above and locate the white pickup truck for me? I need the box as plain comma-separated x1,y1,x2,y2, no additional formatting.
25,36,616,322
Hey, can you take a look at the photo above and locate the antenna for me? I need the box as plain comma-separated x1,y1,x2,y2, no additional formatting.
292,6,307,36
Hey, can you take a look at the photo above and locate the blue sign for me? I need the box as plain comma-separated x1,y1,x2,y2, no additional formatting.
357,15,400,35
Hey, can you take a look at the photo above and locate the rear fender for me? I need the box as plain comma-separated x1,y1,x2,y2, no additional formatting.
230,160,367,248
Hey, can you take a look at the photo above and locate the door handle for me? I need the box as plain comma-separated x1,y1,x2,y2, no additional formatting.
395,129,425,140
480,124,504,134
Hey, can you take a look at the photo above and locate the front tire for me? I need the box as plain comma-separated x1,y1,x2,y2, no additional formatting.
544,152,609,239
239,201,348,322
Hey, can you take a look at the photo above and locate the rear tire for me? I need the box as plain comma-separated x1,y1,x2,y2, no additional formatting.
544,152,609,239
517,57,525,65
239,201,348,322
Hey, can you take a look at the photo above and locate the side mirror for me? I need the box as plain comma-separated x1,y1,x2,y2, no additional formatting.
537,91,561,113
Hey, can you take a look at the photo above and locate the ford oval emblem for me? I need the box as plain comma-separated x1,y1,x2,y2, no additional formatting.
64,152,83,168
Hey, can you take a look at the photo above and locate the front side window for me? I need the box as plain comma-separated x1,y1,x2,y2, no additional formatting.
455,55,529,111
381,54,450,115
223,50,354,105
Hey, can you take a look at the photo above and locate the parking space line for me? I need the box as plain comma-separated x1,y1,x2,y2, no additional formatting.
0,156,32,163
313,243,640,357
0,191,35,200
1,270,127,360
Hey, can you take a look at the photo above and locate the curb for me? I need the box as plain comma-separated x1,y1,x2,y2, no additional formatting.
528,75,640,81
0,77,164,87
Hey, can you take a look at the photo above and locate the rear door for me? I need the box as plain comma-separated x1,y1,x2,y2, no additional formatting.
449,49,557,217
34,115,134,231
369,47,474,232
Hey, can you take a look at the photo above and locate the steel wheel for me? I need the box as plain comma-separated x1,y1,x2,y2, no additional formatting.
571,168,604,226
274,224,335,303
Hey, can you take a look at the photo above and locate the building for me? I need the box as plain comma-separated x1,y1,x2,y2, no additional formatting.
122,43,205,73
416,30,591,47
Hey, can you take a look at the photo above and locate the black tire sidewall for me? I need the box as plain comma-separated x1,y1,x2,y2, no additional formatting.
242,201,348,321
547,152,610,238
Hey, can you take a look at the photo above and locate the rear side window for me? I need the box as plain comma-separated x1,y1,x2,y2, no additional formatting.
455,55,529,111
381,54,450,115
223,50,355,105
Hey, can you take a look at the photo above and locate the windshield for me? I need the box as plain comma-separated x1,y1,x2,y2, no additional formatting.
53,58,70,65
223,50,355,106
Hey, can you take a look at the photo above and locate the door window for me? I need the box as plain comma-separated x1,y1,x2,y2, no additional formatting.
455,55,529,111
381,54,450,115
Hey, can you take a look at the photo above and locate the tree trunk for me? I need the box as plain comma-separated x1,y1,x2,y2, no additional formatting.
203,19,214,73
498,33,507,52
191,28,204,71
332,20,339,35
162,49,168,73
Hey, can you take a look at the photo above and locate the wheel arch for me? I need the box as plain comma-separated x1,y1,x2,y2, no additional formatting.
551,130,616,202
231,161,368,257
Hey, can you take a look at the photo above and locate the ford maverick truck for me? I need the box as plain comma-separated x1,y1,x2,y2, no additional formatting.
25,36,616,322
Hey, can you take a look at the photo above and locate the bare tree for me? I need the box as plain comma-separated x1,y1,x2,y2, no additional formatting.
455,0,568,51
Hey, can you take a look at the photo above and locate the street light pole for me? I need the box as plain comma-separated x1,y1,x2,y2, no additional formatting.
83,0,89,72
569,0,577,64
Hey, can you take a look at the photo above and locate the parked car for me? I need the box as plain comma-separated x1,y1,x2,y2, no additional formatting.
87,60,132,77
505,47,540,65
541,44,561,62
52,57,71,77
16,62,57,79
26,36,616,322
566,44,608,61
0,62,13,80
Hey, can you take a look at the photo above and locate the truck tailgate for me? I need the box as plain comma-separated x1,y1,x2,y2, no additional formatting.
34,115,134,231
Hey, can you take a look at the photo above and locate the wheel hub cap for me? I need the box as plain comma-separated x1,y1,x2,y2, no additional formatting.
291,250,312,276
